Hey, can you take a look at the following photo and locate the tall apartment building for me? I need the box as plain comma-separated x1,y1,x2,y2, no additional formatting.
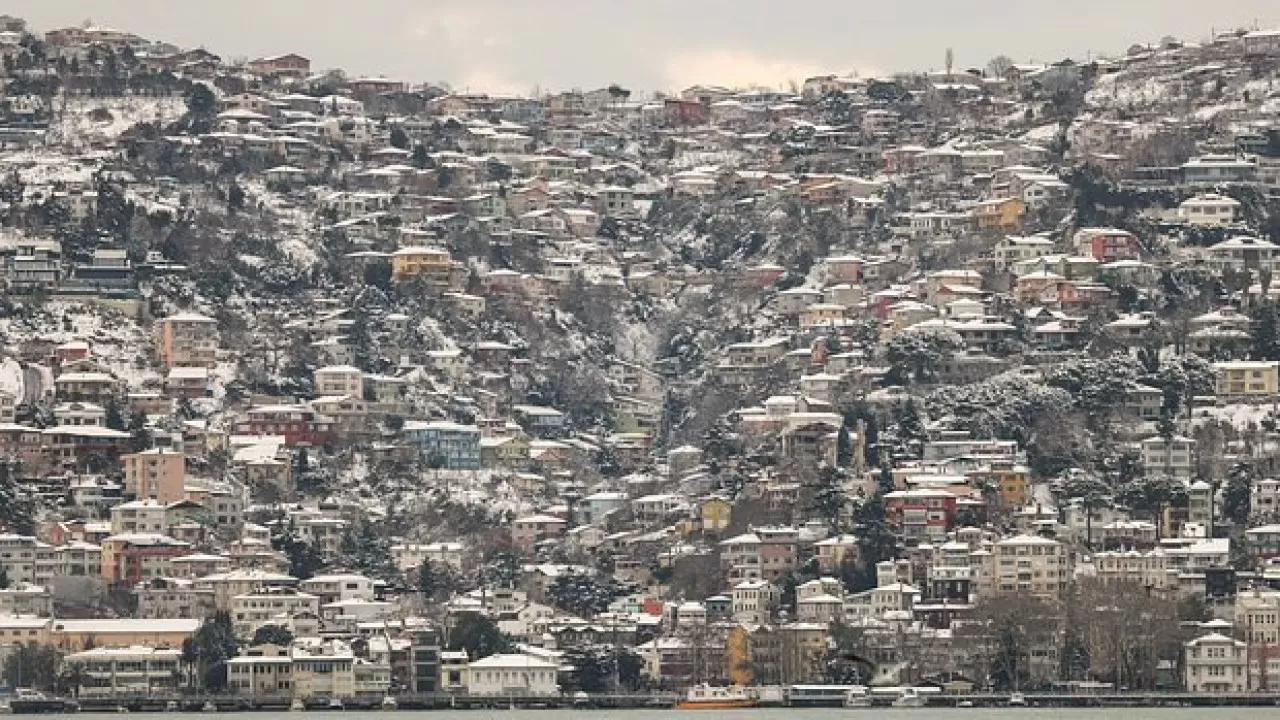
154,312,218,368
121,448,185,503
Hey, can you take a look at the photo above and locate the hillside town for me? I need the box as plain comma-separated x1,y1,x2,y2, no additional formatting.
1,11,1280,709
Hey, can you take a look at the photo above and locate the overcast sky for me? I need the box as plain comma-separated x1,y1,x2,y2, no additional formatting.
8,1,1279,94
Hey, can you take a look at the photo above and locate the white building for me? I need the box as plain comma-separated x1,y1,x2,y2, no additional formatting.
466,654,559,696
66,646,183,698
1178,193,1242,226
1184,633,1247,693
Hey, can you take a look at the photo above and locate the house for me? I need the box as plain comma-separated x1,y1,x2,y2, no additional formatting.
732,580,778,623
247,53,311,78
314,366,364,397
1137,435,1196,478
1,238,62,292
1243,29,1280,55
227,644,294,700
231,587,321,639
466,654,559,696
993,235,1055,272
1214,361,1279,397
401,421,481,469
1184,633,1247,692
100,533,191,584
236,405,334,447
1178,193,1242,226
166,366,211,398
1182,155,1256,184
511,514,567,555
597,186,636,218
1073,228,1140,263
1206,236,1280,273
974,197,1026,231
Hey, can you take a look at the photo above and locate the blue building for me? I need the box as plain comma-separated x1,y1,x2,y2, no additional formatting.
402,420,481,470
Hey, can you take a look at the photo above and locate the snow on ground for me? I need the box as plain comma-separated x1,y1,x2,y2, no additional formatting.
0,301,161,391
49,96,186,148
1192,403,1273,431
0,150,100,187
1086,72,1175,107
240,178,321,270
0,357,23,403
1021,124,1061,142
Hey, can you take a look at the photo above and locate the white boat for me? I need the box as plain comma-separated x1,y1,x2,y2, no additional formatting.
957,700,975,708
328,698,345,710
201,701,218,713
891,687,927,708
677,684,758,710
1008,692,1028,707
165,701,179,712
380,696,398,710
844,687,874,708
289,698,306,712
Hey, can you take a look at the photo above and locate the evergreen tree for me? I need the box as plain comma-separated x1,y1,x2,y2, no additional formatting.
446,614,512,660
836,425,854,468
127,409,153,453
188,612,238,691
184,83,217,134
227,181,246,214
389,126,410,149
271,522,324,580
1223,461,1256,526
104,397,126,430
807,466,848,532
417,558,439,600
250,624,294,647
1251,302,1280,360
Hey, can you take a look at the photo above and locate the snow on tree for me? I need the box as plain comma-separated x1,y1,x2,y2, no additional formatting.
1045,353,1142,415
927,371,1072,443
1222,461,1256,526
886,325,965,384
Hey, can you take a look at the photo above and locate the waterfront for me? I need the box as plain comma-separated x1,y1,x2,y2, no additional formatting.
63,710,1280,720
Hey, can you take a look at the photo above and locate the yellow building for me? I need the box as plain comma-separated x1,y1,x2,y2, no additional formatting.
51,618,201,652
390,246,462,290
1214,361,1280,398
0,616,51,650
975,197,1026,232
969,464,1031,509
700,497,733,534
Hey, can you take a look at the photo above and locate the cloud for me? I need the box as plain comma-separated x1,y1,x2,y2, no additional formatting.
662,49,830,92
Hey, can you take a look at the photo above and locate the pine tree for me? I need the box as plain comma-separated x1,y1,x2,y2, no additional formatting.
836,426,854,468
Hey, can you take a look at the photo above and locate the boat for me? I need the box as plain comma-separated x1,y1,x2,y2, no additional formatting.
957,700,975,708
8,690,77,715
201,701,218,713
289,698,306,712
844,687,874,708
165,701,180,712
1008,693,1028,707
380,696,398,711
327,698,345,711
891,687,927,708
676,684,758,710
